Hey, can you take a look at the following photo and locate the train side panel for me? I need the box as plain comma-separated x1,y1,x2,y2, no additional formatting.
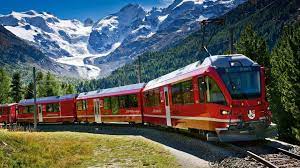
100,93,143,123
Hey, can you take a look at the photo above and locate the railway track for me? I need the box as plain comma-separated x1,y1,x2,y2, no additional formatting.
226,141,300,168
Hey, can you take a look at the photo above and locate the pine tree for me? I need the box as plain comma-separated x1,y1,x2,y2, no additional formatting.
236,24,270,67
44,72,60,97
10,72,23,102
65,84,76,94
24,82,34,99
37,71,46,97
270,23,300,142
0,68,11,104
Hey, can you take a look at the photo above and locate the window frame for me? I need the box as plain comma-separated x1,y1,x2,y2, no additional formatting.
22,105,35,114
77,100,88,111
171,80,195,105
126,94,138,108
104,97,111,110
144,89,160,107
46,103,60,113
205,76,227,105
198,76,206,103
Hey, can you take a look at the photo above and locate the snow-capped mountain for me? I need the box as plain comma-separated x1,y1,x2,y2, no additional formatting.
91,0,246,69
0,0,246,79
0,10,102,79
0,10,91,58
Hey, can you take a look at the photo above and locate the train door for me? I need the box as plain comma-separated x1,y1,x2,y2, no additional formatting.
38,105,43,122
164,86,172,126
93,99,101,123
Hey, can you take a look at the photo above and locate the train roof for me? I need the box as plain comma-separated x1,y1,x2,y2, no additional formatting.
59,94,78,101
144,54,258,91
0,103,17,107
77,83,145,100
19,94,77,106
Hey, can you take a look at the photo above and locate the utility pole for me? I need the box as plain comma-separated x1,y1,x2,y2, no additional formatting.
137,55,142,83
229,27,234,54
33,67,37,130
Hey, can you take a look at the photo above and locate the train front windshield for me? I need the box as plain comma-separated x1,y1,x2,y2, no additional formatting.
217,66,261,99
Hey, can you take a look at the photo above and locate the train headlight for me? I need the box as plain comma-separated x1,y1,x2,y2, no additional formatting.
221,110,230,115
267,106,270,111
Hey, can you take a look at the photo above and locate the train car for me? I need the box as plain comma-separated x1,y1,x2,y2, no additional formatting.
18,94,77,123
142,54,276,141
76,83,145,124
0,103,17,124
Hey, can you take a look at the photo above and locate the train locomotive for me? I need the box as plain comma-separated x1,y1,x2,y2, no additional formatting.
0,54,277,141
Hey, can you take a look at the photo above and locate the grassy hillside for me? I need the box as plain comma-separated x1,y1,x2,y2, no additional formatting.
79,0,300,91
0,130,178,168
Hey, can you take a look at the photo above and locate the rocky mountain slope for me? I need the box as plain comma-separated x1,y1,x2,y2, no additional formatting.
0,25,82,79
0,0,246,79
79,0,300,90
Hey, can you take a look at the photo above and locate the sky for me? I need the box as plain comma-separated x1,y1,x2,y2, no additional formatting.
0,0,174,21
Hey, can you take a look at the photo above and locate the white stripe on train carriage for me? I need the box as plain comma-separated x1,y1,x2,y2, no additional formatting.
77,114,141,118
43,116,75,119
17,118,34,120
259,116,266,120
77,115,94,118
215,127,229,131
143,114,166,118
18,116,74,119
102,114,141,117
171,116,240,122
144,114,240,123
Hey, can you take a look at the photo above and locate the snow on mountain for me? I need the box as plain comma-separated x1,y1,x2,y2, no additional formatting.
0,10,102,79
88,4,147,53
92,0,246,72
0,0,246,79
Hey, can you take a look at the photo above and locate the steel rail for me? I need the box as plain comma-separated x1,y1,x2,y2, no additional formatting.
226,143,278,168
270,146,300,160
246,150,278,168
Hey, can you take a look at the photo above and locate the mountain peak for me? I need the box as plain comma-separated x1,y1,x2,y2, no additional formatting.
23,10,39,15
120,3,143,12
84,18,94,27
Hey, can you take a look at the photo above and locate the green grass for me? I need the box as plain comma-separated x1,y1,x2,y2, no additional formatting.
0,130,179,168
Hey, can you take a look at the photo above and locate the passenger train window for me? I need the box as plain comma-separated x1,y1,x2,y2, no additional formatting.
171,80,194,105
182,80,194,104
76,101,83,111
206,77,226,105
46,103,60,113
144,89,160,107
104,97,111,110
119,95,138,108
83,100,88,110
111,97,119,114
0,107,3,115
172,83,182,104
198,77,205,103
77,100,88,111
119,96,127,108
23,106,35,114
127,94,138,108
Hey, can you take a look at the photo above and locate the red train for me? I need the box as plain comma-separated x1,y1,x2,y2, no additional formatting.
0,54,277,141
0,103,17,124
